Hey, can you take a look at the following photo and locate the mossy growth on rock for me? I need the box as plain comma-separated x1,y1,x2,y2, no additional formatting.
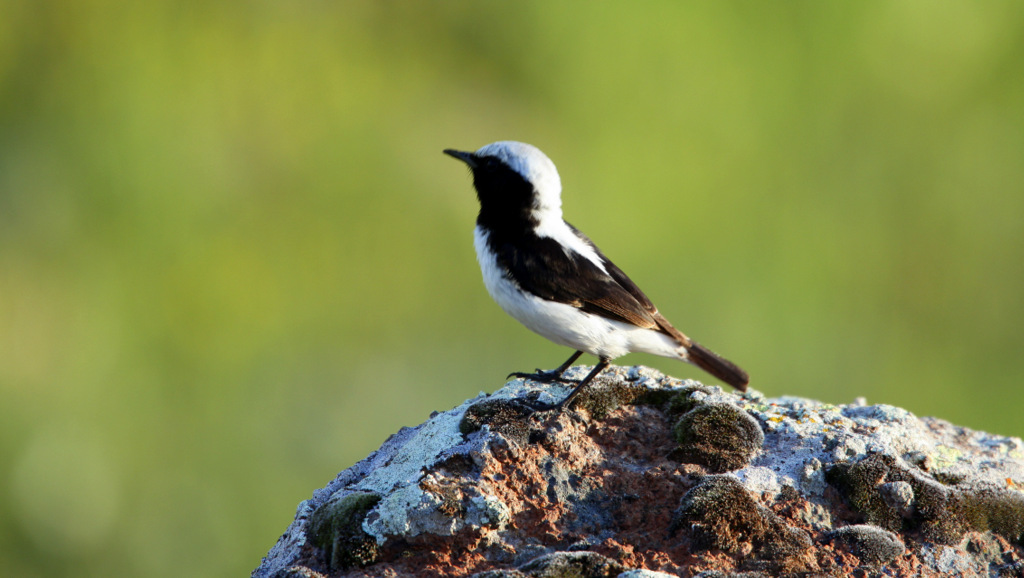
517,551,625,577
628,383,716,417
276,566,334,578
825,524,905,566
459,398,536,444
665,384,717,417
470,551,624,578
462,377,659,434
671,402,764,472
692,572,772,578
307,491,382,571
470,570,527,578
572,379,650,420
826,453,1024,546
675,475,813,570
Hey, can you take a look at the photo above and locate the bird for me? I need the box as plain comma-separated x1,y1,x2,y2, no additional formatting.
444,141,748,410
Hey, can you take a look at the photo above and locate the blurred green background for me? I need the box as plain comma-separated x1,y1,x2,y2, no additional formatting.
2,2,1023,576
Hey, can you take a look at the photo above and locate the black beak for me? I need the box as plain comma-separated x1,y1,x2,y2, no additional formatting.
443,148,477,168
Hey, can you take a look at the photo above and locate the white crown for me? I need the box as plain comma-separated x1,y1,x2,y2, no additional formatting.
476,141,563,215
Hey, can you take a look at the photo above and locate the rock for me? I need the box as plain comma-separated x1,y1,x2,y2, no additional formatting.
670,403,764,472
877,481,915,518
826,453,1024,545
674,475,814,573
824,524,905,566
307,492,382,570
517,551,624,576
252,365,1024,577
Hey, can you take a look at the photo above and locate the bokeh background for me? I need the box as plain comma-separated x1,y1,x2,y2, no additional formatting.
2,2,1023,576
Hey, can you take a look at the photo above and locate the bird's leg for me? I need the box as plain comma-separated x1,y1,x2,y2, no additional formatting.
556,357,610,411
542,350,585,380
508,350,583,383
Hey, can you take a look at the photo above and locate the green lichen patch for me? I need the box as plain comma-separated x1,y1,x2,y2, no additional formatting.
674,475,813,569
307,491,382,571
516,550,625,577
826,453,1024,546
460,399,535,444
671,403,764,472
825,524,905,566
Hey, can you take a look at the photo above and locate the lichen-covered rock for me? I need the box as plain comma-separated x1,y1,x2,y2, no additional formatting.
307,492,381,570
692,572,769,578
824,524,905,566
517,551,624,577
826,452,1024,545
617,570,678,578
663,384,716,417
674,475,813,573
671,403,763,472
253,365,1024,578
459,398,536,445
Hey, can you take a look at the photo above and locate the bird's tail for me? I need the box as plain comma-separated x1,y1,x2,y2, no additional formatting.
686,341,749,392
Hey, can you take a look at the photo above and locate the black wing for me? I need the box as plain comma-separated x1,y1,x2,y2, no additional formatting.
491,224,661,330
545,226,749,390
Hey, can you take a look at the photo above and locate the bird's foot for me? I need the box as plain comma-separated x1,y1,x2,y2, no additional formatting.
518,394,585,421
507,368,580,384
521,399,559,413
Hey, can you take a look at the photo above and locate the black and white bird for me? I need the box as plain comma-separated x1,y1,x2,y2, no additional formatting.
444,141,748,410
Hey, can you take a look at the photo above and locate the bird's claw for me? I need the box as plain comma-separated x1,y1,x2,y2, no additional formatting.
507,367,546,380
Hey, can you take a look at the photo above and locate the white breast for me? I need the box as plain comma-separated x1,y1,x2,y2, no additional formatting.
473,226,685,361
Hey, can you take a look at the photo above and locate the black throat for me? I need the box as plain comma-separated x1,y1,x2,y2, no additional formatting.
471,160,538,238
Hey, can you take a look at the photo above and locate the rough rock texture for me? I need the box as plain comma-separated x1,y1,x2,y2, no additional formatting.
253,365,1024,577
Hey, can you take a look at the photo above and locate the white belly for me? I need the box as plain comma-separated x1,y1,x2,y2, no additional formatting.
473,226,686,361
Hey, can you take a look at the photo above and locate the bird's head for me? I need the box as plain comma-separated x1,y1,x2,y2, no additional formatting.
444,141,563,226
